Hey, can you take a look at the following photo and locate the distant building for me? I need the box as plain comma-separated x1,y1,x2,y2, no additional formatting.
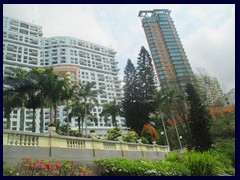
194,73,223,106
138,9,195,93
222,88,235,107
3,16,125,135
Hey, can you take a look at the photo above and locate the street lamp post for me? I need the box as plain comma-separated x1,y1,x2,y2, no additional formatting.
160,114,169,147
171,111,183,149
179,135,183,148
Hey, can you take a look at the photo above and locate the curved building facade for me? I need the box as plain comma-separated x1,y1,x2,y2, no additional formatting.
3,16,125,135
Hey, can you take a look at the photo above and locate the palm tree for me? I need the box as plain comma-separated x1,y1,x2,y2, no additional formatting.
74,82,99,135
100,99,122,128
152,88,192,149
61,74,77,136
70,102,94,136
24,68,46,133
34,67,51,133
34,67,62,132
3,88,20,129
43,68,68,125
4,67,30,131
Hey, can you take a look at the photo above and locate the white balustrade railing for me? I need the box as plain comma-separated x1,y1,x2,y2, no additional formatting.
3,130,170,153
7,133,38,146
128,144,138,150
103,142,116,150
67,139,85,149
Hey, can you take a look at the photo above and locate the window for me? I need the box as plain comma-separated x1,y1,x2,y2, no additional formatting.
20,29,28,35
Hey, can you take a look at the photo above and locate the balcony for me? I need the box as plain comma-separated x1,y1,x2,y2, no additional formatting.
98,76,105,81
80,60,87,65
7,45,17,52
6,53,15,60
30,38,39,45
29,50,38,56
110,60,118,65
96,64,103,68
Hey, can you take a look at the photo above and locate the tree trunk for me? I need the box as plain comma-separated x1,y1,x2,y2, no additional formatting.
40,105,44,133
113,115,117,128
32,108,36,132
78,117,81,136
50,106,53,124
20,106,25,131
54,105,58,125
6,113,11,129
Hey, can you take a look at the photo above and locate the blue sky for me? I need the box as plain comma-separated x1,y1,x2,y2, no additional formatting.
3,4,235,93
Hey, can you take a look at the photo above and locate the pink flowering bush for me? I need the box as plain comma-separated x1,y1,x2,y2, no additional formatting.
16,158,93,176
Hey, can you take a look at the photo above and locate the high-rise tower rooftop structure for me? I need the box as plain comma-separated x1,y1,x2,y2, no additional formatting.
138,9,195,93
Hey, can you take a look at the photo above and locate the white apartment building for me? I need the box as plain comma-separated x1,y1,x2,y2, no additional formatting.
194,73,223,107
3,16,126,135
222,88,235,107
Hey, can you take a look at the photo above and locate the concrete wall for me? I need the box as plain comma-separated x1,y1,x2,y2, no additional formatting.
3,129,170,166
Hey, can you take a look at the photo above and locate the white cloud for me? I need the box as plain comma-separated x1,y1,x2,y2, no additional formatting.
183,5,235,92
3,4,235,92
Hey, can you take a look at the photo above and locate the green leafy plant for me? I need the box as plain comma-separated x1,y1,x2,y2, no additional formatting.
213,139,235,167
106,127,122,141
122,131,139,143
141,124,160,144
3,162,19,176
165,151,184,163
165,149,235,176
140,136,149,144
93,158,190,176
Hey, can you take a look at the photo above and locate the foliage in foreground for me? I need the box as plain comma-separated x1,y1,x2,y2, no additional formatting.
3,158,93,176
93,158,190,176
165,149,235,176
213,139,235,167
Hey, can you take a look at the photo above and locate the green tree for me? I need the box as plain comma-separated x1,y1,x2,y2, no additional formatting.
210,111,235,166
61,75,77,135
210,111,235,141
122,59,139,132
4,67,30,131
74,82,98,135
70,102,93,136
100,99,122,128
136,46,156,101
24,68,45,132
154,88,193,149
186,83,212,152
3,88,20,129
123,46,157,135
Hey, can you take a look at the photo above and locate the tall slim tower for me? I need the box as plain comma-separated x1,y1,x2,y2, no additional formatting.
138,9,195,93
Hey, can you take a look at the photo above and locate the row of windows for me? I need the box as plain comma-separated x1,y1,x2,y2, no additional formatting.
43,38,114,56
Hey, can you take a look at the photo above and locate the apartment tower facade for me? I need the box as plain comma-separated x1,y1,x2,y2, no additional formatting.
3,16,125,135
138,9,195,93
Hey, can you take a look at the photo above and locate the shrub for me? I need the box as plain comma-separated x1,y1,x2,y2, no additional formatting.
165,149,235,176
141,124,160,144
122,131,139,143
8,158,93,176
213,139,235,167
93,158,190,176
165,152,184,163
140,136,149,144
3,162,19,176
107,127,122,141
